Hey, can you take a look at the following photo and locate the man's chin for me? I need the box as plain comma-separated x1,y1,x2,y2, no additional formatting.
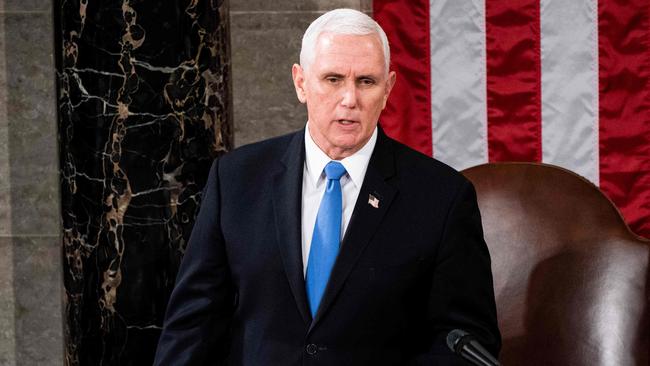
327,136,368,158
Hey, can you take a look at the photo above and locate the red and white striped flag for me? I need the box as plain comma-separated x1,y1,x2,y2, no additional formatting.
374,0,650,239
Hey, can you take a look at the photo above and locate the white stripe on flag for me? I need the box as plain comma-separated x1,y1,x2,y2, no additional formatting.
540,0,599,184
430,0,488,170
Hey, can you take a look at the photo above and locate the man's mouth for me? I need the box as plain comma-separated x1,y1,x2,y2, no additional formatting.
336,119,358,125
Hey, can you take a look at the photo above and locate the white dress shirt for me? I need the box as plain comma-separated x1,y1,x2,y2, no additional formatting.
301,123,377,275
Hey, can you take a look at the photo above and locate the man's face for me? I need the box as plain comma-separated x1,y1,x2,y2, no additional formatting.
292,33,396,160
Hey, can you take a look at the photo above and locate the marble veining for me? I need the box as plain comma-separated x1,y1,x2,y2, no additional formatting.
55,0,232,364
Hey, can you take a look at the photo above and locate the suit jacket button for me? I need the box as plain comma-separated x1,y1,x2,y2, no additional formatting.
305,343,318,355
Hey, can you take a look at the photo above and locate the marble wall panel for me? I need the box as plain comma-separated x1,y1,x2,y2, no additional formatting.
5,12,59,236
2,0,53,13
0,10,10,236
230,4,373,147
232,0,366,12
231,12,312,147
55,0,232,364
1,1,49,11
0,237,16,366
360,0,373,12
1,3,62,365
13,236,63,366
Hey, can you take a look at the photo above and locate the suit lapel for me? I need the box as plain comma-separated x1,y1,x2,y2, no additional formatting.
309,129,398,331
272,130,312,324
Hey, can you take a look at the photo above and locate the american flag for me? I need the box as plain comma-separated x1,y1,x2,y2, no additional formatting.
373,0,650,238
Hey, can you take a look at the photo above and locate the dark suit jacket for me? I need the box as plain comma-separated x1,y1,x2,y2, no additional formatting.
154,128,501,365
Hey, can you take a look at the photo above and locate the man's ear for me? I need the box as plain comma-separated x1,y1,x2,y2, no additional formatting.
292,64,307,104
382,70,397,109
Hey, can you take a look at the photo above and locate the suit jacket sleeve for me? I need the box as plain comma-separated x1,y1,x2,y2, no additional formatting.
154,158,234,365
412,179,501,365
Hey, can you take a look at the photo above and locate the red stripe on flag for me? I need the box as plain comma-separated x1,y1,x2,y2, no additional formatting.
599,0,650,238
374,0,432,157
485,0,542,162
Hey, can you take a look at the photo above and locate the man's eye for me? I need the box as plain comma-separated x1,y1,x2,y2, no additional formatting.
326,77,340,83
359,78,376,86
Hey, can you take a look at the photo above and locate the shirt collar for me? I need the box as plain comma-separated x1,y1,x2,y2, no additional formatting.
304,122,377,188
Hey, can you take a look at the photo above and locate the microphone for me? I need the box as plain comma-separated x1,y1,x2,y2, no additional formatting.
446,329,500,366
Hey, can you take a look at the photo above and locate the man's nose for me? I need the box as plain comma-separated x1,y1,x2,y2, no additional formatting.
340,82,358,108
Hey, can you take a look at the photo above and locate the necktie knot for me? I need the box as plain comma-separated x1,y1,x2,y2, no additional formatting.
324,161,346,181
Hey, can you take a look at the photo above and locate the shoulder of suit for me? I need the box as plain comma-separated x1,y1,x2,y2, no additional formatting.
217,129,300,170
385,134,469,186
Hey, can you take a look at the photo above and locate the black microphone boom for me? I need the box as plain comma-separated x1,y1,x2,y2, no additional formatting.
446,329,500,366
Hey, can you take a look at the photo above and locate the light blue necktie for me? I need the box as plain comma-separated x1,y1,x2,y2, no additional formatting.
306,161,347,318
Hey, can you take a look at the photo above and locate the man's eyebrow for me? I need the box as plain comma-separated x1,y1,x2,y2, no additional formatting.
320,72,344,78
318,72,380,80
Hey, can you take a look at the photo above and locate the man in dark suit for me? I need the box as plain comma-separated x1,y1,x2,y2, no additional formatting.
155,8,500,365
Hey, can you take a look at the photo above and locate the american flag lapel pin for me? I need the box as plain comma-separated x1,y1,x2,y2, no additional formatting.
368,194,380,208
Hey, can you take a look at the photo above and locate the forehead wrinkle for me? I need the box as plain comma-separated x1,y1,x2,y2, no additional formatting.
310,33,387,76
317,34,381,58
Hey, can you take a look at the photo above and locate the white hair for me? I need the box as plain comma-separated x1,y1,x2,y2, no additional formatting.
299,8,391,73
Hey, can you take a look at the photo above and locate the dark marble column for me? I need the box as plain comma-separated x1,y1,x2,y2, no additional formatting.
54,0,232,364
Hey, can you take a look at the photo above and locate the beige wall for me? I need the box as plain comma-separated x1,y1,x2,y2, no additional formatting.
231,0,372,147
